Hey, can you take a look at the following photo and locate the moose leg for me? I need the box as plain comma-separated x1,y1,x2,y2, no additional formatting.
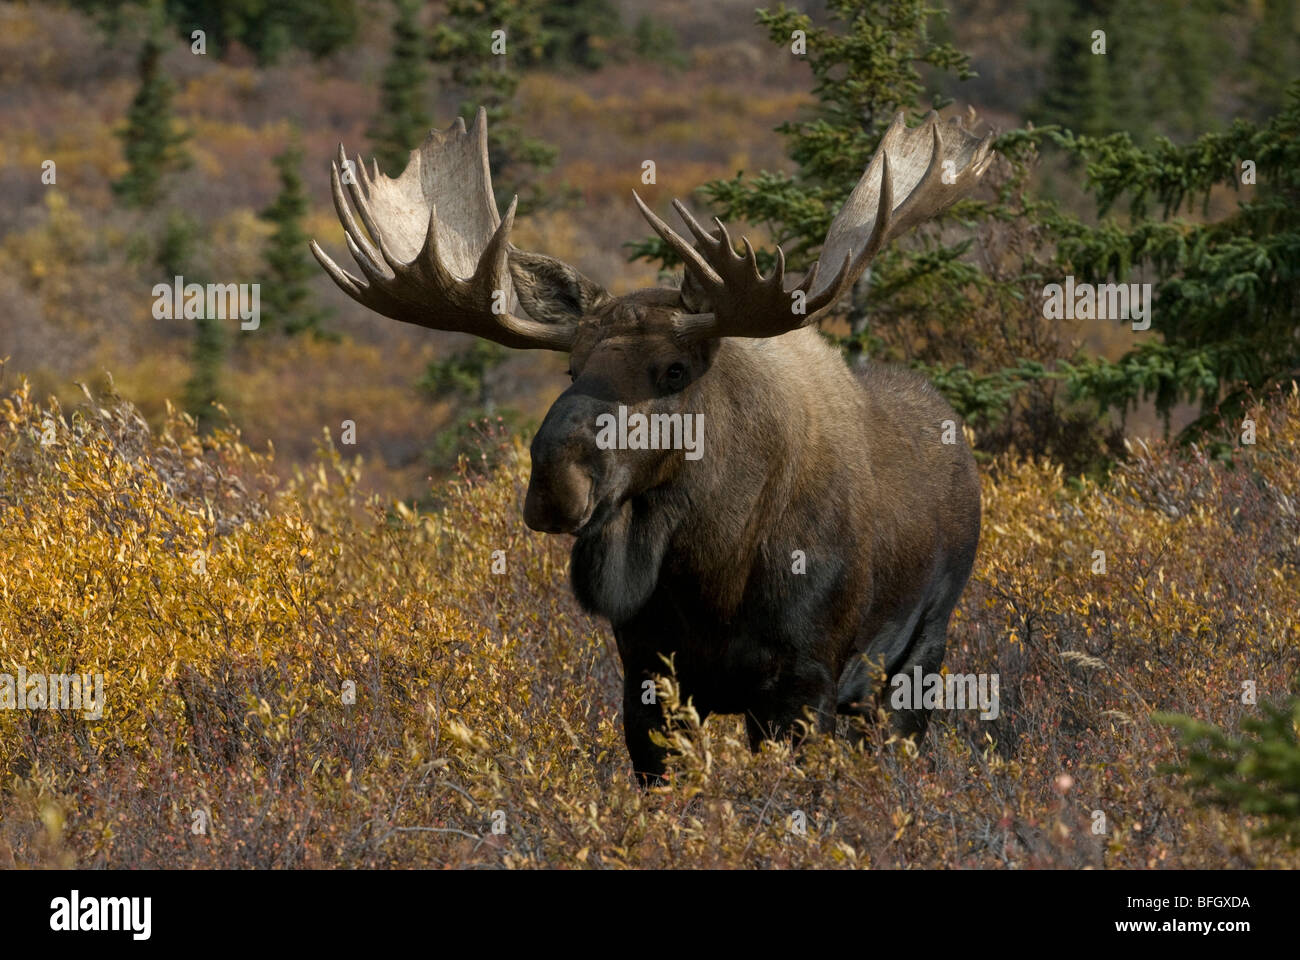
887,607,953,743
621,671,668,787
743,660,836,753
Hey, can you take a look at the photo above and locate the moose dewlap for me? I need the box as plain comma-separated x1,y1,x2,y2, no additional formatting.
312,108,991,783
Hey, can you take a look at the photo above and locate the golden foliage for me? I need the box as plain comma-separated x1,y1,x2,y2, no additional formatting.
1,378,1297,868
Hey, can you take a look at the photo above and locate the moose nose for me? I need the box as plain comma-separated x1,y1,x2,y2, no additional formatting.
525,391,601,534
524,459,593,534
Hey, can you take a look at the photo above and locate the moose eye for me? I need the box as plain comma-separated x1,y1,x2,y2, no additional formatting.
662,362,688,392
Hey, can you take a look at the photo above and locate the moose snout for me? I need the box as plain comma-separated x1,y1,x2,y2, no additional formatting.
524,458,593,533
524,394,600,534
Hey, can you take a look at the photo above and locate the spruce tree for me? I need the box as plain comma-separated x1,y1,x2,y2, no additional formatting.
1029,0,1115,139
1243,0,1300,119
1158,698,1300,844
112,2,190,209
167,209,222,431
531,0,622,71
1027,0,1230,143
431,0,558,214
420,340,528,475
71,0,361,65
183,313,224,432
368,0,432,176
421,340,507,413
259,133,329,336
1045,84,1300,446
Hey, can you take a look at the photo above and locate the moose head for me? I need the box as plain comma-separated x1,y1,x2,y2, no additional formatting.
312,108,992,783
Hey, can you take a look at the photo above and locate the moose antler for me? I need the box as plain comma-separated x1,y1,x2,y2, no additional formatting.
310,108,577,351
636,111,995,341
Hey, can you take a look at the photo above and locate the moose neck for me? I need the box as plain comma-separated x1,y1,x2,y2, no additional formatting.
570,327,852,626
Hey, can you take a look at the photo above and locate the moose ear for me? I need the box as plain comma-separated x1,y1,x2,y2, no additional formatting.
509,250,609,325
678,269,713,314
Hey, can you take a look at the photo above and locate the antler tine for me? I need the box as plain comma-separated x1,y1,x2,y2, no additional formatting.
669,199,716,248
328,147,384,276
772,243,787,284
739,237,771,286
310,238,366,301
676,202,742,268
802,248,854,314
475,195,517,289
633,191,722,287
310,148,398,309
344,231,391,289
875,150,896,253
670,201,780,294
344,148,406,274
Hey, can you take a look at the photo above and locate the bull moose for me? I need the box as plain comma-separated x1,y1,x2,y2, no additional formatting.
311,108,991,783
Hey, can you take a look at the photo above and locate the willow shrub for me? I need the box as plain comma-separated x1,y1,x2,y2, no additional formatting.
1,378,1297,868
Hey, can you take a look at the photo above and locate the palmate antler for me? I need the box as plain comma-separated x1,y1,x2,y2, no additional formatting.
310,108,577,351
636,111,996,341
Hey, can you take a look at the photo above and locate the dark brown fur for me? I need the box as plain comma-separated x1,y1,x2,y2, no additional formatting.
522,283,981,783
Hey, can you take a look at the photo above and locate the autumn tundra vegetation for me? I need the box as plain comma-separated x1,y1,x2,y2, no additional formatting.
0,0,1298,868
